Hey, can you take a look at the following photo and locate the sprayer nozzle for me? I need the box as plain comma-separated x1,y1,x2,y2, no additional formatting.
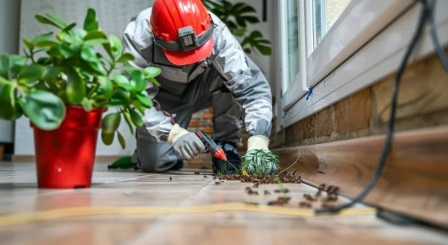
214,148,227,161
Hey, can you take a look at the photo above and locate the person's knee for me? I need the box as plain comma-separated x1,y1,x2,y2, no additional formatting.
137,154,162,173
136,144,180,173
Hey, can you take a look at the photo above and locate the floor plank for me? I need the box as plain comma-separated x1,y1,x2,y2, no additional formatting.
0,162,447,244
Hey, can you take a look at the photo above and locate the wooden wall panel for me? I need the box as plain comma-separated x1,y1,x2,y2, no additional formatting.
273,126,448,228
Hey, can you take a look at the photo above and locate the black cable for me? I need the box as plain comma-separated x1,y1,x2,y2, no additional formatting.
427,0,448,71
315,0,431,214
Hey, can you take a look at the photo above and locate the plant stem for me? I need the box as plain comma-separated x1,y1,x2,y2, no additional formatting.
277,149,301,176
86,83,99,99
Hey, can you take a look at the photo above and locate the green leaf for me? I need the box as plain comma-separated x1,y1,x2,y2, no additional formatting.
80,45,98,62
113,73,133,91
130,70,146,92
83,8,99,32
101,130,114,145
84,30,107,41
20,90,65,130
101,112,121,133
116,53,135,63
149,77,160,87
36,57,52,66
129,108,143,127
121,66,138,73
102,43,113,60
72,29,87,43
96,76,113,99
66,69,85,104
110,89,131,105
23,38,34,51
256,45,271,55
31,32,53,44
45,13,68,28
0,83,19,120
144,67,161,78
42,66,62,80
84,38,109,46
131,100,145,114
241,31,272,55
57,29,85,45
231,28,246,37
0,55,10,78
61,23,77,33
136,92,153,108
18,64,44,84
34,40,58,49
35,14,64,29
109,35,123,60
9,55,28,74
86,61,106,75
117,131,126,149
48,44,74,59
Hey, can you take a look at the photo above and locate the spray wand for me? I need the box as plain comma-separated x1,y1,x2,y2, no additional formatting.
195,130,237,170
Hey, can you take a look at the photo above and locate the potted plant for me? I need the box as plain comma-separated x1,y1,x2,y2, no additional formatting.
0,8,160,188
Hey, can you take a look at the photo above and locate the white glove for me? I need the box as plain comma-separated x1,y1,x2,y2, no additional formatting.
167,124,205,160
242,135,279,176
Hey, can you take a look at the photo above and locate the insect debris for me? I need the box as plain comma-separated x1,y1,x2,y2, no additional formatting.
303,194,316,202
268,196,291,206
299,201,312,208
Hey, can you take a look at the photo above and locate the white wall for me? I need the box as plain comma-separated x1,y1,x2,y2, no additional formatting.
14,0,276,156
0,0,21,143
15,0,153,156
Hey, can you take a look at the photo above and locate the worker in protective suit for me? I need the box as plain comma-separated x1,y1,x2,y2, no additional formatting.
122,0,277,175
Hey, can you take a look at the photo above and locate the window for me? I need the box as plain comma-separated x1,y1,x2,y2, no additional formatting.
279,0,352,113
284,0,299,91
312,0,352,48
276,0,448,129
278,0,308,111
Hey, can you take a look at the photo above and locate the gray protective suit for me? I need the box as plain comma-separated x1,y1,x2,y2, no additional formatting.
122,8,273,172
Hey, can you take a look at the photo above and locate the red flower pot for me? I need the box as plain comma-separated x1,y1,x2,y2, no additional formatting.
31,106,106,188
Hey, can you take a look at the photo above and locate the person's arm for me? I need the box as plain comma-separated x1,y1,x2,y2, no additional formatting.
211,15,277,175
122,18,174,142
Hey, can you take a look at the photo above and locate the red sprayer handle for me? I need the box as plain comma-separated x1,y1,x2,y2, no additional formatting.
195,130,227,161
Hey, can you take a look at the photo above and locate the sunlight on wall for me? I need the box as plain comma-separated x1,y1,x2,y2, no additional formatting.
326,0,352,31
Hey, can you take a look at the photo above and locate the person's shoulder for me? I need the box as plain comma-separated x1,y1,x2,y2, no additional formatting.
124,8,153,46
135,8,152,22
208,11,225,27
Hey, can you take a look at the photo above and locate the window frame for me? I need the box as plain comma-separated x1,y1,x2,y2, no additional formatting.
276,0,448,130
279,0,309,111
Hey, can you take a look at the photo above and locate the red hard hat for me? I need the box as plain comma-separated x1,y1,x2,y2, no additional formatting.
150,0,215,66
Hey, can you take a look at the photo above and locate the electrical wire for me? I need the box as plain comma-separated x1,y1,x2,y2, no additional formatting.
315,0,432,214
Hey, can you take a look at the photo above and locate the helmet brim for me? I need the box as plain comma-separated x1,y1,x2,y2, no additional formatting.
162,37,213,66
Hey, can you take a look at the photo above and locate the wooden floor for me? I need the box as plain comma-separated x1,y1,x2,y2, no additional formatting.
0,162,447,245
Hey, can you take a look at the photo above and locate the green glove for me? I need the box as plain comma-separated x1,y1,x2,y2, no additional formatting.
241,136,279,176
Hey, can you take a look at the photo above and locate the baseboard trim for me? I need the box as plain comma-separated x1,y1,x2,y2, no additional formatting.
272,126,448,228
